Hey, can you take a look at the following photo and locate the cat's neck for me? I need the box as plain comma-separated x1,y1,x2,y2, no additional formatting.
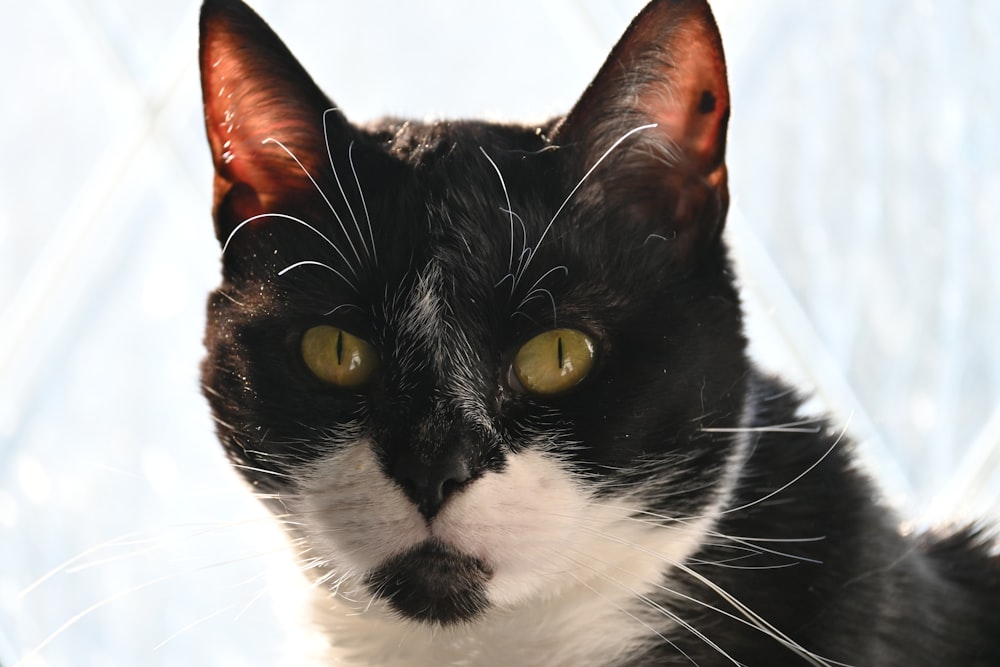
301,584,651,667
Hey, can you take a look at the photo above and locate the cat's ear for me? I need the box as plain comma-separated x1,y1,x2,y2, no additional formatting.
199,0,353,244
553,0,730,266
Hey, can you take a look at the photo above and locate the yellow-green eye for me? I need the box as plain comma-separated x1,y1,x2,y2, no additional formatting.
513,328,596,396
301,325,379,388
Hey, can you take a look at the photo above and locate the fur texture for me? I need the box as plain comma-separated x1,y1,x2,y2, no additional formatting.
198,0,1000,664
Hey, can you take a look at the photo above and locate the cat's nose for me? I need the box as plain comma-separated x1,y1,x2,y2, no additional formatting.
391,452,472,521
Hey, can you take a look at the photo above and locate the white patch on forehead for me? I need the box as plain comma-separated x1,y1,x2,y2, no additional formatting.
405,259,448,371
398,258,496,432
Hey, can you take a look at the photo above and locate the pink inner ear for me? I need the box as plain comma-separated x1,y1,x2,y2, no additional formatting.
554,0,730,189
637,17,729,182
199,2,337,203
201,36,283,191
202,38,254,185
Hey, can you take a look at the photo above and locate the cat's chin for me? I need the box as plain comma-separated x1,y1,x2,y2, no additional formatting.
366,539,494,624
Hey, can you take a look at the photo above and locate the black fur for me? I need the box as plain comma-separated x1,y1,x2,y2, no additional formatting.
368,540,493,624
198,0,1000,663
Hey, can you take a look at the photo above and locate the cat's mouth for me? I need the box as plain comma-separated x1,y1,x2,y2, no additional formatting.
366,539,494,624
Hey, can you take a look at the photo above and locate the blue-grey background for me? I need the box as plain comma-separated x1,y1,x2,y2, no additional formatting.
1,1,997,665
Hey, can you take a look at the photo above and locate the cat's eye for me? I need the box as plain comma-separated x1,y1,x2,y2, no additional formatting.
512,328,596,396
301,325,379,388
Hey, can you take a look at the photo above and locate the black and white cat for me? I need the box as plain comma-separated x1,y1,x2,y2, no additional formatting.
198,0,1000,664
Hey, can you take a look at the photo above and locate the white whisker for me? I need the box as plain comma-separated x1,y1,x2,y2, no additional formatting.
153,603,240,651
671,560,852,667
264,136,365,269
516,288,559,327
277,259,358,293
561,549,710,666
507,208,530,293
349,140,378,267
15,572,181,665
234,583,271,620
577,525,850,667
702,418,851,522
321,111,371,263
478,146,516,275
18,530,149,599
323,302,365,317
674,522,822,565
589,502,825,564
515,122,657,289
701,418,822,435
516,265,569,312
230,462,297,481
221,212,357,278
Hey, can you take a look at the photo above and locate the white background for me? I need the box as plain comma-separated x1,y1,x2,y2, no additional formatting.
1,1,998,664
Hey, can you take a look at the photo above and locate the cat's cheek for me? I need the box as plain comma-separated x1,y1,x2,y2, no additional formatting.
294,441,429,572
433,450,593,607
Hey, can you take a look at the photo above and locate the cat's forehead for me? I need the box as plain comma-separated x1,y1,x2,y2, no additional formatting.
366,118,555,168
367,118,563,228
362,119,575,291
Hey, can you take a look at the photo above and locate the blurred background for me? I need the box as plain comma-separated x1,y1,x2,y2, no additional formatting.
1,0,997,664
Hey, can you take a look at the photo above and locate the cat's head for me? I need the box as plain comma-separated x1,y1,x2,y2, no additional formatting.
199,0,746,626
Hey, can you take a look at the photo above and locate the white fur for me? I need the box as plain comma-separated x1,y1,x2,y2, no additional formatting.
394,260,496,433
276,254,753,665
285,440,731,666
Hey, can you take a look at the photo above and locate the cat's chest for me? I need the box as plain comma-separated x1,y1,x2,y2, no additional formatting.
301,573,670,667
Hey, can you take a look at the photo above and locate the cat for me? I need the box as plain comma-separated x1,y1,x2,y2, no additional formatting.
197,0,1000,665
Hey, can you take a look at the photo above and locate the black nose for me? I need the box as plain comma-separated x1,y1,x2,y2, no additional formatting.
392,451,472,521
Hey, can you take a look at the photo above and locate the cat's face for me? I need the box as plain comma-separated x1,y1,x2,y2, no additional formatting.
200,0,745,625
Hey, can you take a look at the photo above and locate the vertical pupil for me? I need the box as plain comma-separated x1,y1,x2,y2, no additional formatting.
557,336,564,369
336,330,344,365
